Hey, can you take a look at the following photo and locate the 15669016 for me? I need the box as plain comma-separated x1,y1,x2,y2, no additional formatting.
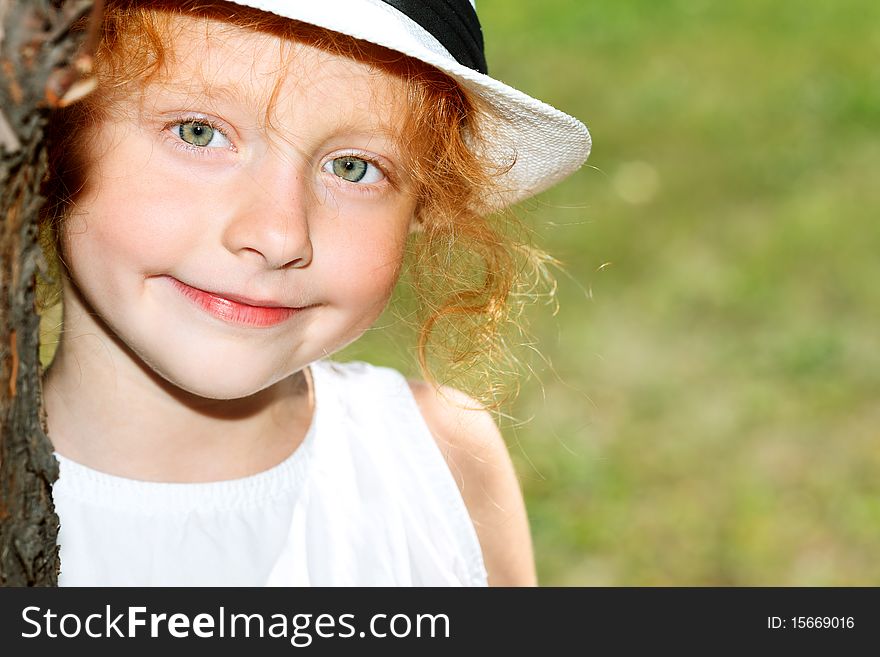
767,616,855,630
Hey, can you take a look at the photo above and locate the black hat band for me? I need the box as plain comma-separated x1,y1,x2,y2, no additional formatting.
379,0,487,74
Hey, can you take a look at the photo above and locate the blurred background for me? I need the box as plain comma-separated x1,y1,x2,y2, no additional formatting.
347,0,880,584
39,0,879,585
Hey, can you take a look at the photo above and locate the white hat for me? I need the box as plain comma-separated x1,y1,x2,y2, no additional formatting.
224,0,591,207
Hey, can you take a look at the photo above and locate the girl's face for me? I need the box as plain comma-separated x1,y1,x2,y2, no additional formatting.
62,16,418,399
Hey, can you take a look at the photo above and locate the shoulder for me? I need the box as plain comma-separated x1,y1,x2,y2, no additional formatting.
407,379,537,586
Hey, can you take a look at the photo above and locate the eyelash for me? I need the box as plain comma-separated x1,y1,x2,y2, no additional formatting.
322,152,392,193
164,115,235,157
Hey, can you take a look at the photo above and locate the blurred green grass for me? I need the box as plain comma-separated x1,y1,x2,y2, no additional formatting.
346,0,880,584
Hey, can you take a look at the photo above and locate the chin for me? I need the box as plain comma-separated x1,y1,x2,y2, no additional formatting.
171,378,272,401
170,371,286,401
141,350,294,402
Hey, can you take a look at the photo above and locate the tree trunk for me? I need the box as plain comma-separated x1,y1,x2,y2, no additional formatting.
0,0,95,587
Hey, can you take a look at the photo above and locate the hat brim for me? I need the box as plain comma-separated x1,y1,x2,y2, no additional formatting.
222,0,592,207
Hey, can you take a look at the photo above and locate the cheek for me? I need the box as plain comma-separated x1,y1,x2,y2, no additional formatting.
330,239,403,312
62,203,184,285
62,167,205,276
61,120,211,273
319,205,412,301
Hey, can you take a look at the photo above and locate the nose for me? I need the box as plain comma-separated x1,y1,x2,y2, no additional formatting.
221,163,313,270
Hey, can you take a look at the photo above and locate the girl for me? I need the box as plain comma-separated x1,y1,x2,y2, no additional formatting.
41,0,591,586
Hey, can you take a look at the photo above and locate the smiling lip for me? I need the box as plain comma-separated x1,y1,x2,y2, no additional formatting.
168,277,304,328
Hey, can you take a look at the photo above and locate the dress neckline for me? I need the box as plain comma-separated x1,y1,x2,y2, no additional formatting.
51,361,325,512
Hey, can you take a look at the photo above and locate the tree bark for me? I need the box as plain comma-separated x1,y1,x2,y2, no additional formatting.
0,0,95,586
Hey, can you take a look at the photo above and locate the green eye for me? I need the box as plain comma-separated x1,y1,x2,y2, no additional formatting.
332,157,369,183
180,121,214,146
172,120,231,149
324,156,385,184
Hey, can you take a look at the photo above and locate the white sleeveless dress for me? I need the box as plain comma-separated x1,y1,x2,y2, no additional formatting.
51,359,489,586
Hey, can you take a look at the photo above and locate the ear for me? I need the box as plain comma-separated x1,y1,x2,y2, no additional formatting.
408,214,424,234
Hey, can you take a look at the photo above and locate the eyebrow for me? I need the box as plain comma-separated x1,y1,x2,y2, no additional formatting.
154,79,264,112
